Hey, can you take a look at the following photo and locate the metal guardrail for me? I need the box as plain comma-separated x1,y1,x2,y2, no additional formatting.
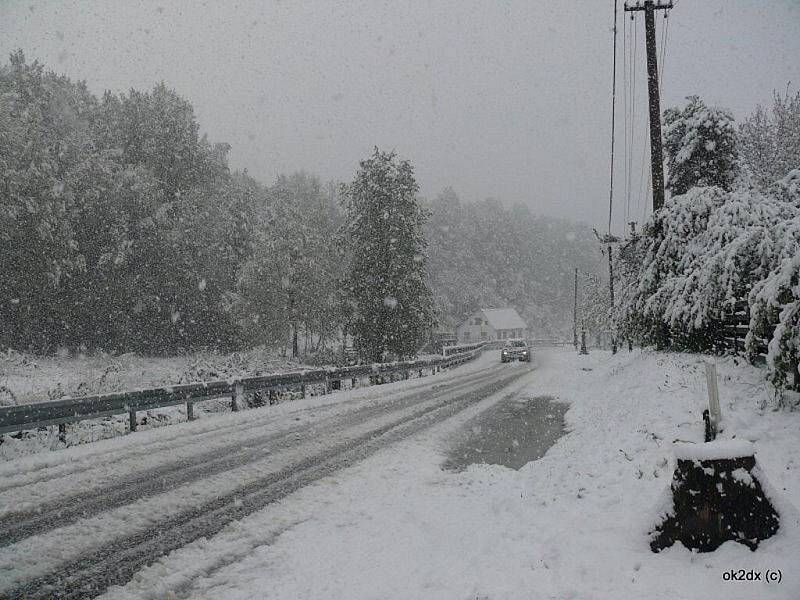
529,339,572,347
441,340,499,357
0,346,487,437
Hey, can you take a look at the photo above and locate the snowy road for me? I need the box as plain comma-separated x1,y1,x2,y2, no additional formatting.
0,354,531,599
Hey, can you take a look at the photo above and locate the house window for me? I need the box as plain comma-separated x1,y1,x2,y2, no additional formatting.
481,331,488,340
474,317,482,326
497,332,502,340
463,331,471,341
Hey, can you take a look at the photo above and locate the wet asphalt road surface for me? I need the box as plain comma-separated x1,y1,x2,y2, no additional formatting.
443,395,566,471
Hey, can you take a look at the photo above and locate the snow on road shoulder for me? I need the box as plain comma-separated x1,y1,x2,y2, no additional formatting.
105,348,800,600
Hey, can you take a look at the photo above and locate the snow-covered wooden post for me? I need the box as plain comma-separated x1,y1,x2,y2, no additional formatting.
186,401,195,421
704,361,721,440
128,408,137,432
231,381,243,412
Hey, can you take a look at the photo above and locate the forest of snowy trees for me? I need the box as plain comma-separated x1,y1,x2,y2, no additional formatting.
615,93,800,395
0,52,601,357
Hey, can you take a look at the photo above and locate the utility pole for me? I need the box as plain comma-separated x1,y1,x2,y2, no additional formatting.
624,0,672,213
573,268,578,350
608,246,617,354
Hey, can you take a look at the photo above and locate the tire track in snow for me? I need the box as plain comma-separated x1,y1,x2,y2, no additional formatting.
0,367,501,547
1,365,528,599
0,362,500,497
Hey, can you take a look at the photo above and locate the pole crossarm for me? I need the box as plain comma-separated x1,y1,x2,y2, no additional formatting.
623,1,673,11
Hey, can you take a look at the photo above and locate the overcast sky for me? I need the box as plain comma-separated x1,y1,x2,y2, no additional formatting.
2,0,799,232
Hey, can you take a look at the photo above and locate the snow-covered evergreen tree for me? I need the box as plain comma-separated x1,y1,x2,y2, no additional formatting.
663,96,739,195
342,149,435,362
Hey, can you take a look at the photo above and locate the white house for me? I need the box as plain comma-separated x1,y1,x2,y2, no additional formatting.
455,308,528,343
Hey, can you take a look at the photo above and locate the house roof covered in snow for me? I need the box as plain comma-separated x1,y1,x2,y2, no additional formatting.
479,308,527,330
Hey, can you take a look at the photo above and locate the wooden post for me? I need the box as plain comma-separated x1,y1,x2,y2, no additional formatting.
129,409,137,432
351,377,357,388
58,422,67,443
705,361,721,438
301,384,306,399
231,381,243,412
187,401,195,421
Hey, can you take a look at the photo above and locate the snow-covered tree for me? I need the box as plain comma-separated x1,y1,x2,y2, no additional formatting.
739,89,800,190
578,273,611,335
342,149,435,362
236,172,343,355
663,96,739,196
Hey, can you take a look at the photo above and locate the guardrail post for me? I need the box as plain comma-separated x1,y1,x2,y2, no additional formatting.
351,377,357,388
187,401,195,421
231,381,243,412
58,423,67,443
301,384,306,399
269,388,278,405
129,409,137,432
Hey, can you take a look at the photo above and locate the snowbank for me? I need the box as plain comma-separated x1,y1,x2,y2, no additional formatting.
673,439,755,461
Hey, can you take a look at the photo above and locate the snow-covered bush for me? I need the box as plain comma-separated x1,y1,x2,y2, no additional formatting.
615,187,725,349
663,96,739,195
746,214,800,394
616,183,800,392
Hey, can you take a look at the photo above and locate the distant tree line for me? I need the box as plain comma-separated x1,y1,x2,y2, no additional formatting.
0,51,603,357
614,93,800,397
424,190,602,338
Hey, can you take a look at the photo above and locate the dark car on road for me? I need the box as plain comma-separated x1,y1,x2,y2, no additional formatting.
501,339,531,363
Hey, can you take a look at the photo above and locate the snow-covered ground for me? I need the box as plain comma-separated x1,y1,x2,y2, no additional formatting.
0,346,304,406
2,347,798,599
102,347,800,600
0,346,361,461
